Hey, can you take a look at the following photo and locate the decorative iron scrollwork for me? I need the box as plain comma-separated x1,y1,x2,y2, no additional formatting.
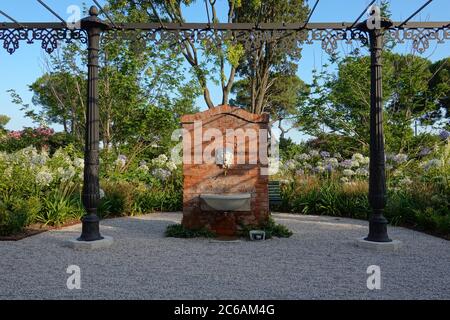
2,25,448,55
388,27,449,54
101,28,370,55
0,28,87,54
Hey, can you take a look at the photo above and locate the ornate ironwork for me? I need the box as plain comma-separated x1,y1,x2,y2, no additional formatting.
388,27,450,54
100,28,370,55
0,28,87,54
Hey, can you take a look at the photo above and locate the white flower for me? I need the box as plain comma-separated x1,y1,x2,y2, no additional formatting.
31,153,48,166
138,164,149,173
351,160,360,168
115,154,127,168
152,154,169,167
36,168,53,186
57,166,76,182
99,188,105,199
399,177,412,185
283,159,297,171
166,161,177,171
150,142,159,148
327,158,339,167
4,166,12,178
73,157,84,169
355,168,369,176
393,153,408,164
360,156,370,165
157,154,168,162
352,153,365,162
295,169,304,176
296,153,311,161
343,169,355,176
53,149,71,164
340,177,349,183
309,150,319,157
152,168,171,181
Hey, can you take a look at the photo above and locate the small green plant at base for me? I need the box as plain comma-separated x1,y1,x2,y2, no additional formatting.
165,223,216,238
240,216,293,239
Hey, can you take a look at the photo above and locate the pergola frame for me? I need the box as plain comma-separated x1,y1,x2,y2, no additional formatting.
1,2,449,243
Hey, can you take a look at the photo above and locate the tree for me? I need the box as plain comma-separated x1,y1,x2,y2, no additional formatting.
299,52,448,152
428,57,450,129
0,115,10,130
233,0,309,114
10,7,200,152
231,71,309,139
109,0,310,113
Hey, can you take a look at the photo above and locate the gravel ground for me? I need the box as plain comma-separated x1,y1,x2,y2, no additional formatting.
0,212,449,300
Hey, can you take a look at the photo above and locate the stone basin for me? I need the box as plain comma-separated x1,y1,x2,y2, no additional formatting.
200,193,251,211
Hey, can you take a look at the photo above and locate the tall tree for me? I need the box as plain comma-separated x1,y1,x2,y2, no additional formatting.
233,0,308,114
10,7,200,150
231,71,309,139
298,52,449,151
109,0,310,113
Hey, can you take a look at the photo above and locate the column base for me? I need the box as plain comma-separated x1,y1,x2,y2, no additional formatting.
67,235,114,250
355,237,402,252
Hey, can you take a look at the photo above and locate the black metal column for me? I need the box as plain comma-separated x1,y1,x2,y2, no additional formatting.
78,6,108,241
365,20,392,242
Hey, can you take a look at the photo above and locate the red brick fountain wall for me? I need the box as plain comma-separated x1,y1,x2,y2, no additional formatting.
181,105,270,236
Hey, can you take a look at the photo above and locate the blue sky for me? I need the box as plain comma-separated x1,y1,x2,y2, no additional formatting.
0,0,449,142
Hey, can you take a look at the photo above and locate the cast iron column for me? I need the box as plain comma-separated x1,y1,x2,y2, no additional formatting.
78,6,108,241
365,19,392,242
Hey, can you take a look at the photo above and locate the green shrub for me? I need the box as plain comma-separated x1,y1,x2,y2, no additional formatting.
239,216,293,239
0,196,41,235
99,181,136,217
133,188,182,213
165,223,216,238
261,217,293,239
37,191,83,226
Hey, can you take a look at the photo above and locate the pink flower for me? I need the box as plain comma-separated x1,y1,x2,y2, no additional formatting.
8,130,22,139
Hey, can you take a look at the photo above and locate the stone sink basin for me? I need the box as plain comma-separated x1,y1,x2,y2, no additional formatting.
200,193,251,211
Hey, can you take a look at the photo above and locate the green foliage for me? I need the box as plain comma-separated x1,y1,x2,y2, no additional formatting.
0,196,40,236
260,217,293,239
278,141,450,239
38,191,83,226
239,216,293,239
165,224,216,238
0,115,10,130
99,181,136,217
301,52,449,152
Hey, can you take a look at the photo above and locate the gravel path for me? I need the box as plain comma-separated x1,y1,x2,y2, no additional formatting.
0,212,449,300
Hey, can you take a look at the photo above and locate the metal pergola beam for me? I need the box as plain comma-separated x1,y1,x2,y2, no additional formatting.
1,21,449,30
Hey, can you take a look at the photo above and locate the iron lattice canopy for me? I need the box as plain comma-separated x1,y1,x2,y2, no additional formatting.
0,21,449,55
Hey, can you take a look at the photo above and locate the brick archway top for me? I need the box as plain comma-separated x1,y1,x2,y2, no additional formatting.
180,105,269,124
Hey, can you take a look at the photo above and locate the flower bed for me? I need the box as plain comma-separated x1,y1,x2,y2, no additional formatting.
276,140,450,239
0,145,182,237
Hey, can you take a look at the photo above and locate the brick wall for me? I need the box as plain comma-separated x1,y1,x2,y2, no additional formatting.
181,105,270,236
